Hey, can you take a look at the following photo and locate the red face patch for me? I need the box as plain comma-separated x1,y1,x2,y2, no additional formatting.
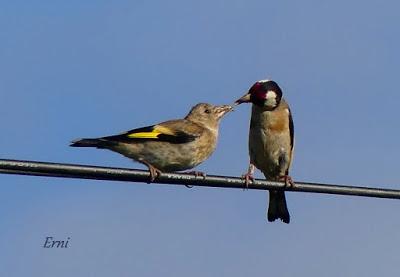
249,82,267,103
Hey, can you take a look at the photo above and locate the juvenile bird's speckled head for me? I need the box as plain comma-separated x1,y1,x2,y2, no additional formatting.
185,103,232,130
235,80,283,109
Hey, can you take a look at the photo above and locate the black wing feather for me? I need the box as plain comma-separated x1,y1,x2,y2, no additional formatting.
101,125,197,144
285,108,295,176
288,108,294,151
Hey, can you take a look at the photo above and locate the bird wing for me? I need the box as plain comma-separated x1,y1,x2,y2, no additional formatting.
102,120,202,144
288,108,294,151
287,107,295,175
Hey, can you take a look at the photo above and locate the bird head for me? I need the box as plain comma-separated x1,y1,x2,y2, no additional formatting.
235,80,282,109
185,103,233,129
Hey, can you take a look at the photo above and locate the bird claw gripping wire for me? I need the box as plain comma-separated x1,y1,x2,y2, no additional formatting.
184,171,207,188
241,164,255,189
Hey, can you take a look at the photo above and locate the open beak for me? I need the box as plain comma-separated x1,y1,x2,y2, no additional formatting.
234,92,251,105
215,105,233,118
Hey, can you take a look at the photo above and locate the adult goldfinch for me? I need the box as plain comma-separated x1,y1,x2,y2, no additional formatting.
235,80,294,224
71,103,232,181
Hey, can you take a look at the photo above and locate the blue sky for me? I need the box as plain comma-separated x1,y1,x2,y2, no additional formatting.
1,0,400,276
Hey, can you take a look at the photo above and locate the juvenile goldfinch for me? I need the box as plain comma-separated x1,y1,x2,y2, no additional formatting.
71,103,232,181
235,80,294,224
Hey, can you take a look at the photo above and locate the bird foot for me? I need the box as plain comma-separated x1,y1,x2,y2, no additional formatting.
279,175,294,188
186,171,207,178
184,171,206,188
144,163,162,183
241,163,256,189
241,172,255,189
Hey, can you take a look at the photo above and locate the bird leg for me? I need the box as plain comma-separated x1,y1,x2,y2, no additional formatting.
183,171,206,188
278,175,294,188
186,171,207,178
242,163,255,189
141,161,162,183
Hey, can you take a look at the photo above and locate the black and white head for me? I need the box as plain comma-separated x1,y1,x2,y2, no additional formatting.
235,80,283,109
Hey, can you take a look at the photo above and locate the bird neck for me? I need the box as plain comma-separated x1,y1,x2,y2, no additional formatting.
187,118,219,134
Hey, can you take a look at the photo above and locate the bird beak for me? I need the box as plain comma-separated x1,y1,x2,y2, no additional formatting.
215,105,233,118
234,92,251,105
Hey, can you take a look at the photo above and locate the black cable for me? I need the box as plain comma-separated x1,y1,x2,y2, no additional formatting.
0,159,399,199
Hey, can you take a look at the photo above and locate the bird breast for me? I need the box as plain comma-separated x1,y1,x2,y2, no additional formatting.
249,103,292,178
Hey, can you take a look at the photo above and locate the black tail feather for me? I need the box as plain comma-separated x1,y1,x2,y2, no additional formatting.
70,138,113,149
267,190,290,224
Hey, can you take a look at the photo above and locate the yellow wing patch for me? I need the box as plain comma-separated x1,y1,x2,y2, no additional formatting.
127,132,160,139
127,125,175,139
153,125,176,136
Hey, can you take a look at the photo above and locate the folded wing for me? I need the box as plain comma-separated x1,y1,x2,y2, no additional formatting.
103,120,201,144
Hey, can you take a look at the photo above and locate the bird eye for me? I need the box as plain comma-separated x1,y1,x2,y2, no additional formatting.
204,109,211,114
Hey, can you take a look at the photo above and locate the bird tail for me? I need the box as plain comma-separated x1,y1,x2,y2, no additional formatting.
70,138,114,149
267,190,290,224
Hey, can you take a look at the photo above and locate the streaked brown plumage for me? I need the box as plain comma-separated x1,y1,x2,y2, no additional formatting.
236,80,294,223
71,103,232,181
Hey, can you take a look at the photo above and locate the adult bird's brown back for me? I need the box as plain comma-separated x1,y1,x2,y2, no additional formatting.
235,80,294,223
